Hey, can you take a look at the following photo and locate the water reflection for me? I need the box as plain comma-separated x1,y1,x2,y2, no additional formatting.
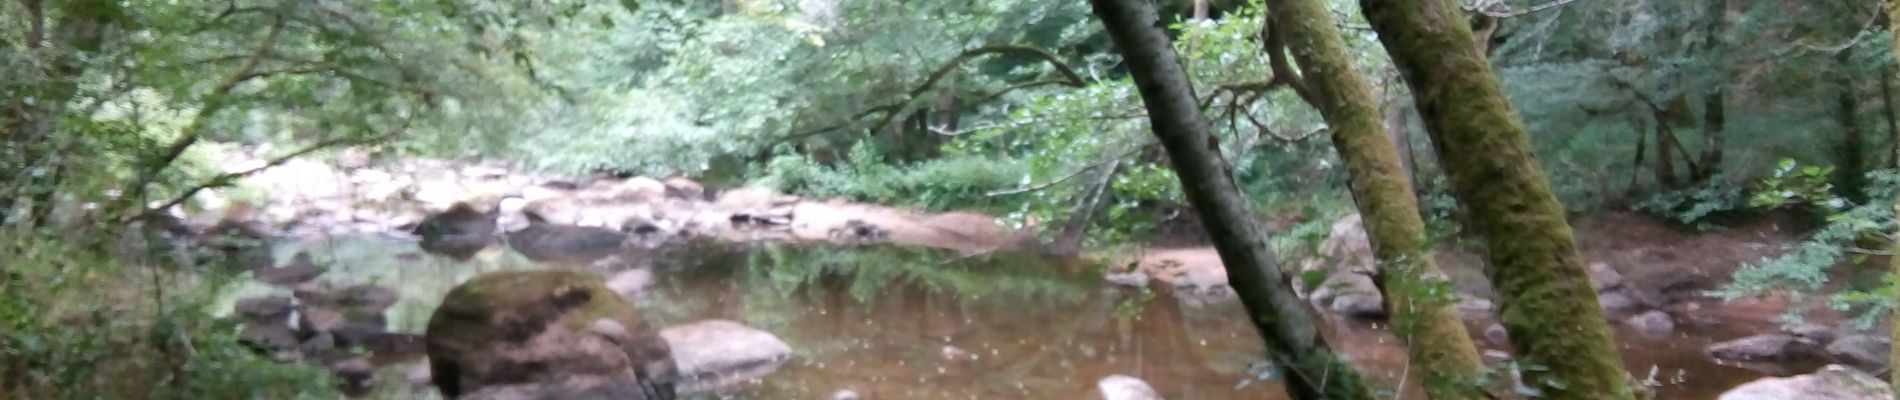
225,235,1776,399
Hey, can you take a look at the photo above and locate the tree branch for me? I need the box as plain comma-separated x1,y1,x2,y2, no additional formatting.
129,119,410,223
986,144,1152,197
870,44,1089,131
114,12,287,216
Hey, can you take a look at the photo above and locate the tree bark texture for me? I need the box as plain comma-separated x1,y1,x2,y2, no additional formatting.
1087,1,1371,398
1882,0,1900,390
1265,0,1486,396
1358,1,1635,399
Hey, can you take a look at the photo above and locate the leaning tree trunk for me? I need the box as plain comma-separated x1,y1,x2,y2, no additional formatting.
1265,0,1486,396
1087,1,1370,399
1358,1,1635,399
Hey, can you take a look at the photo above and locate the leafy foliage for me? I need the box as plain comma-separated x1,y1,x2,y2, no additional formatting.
1722,160,1900,327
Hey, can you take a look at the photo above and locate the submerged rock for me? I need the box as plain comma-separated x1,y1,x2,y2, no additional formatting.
1089,374,1161,400
659,319,793,393
426,270,676,399
1718,364,1891,400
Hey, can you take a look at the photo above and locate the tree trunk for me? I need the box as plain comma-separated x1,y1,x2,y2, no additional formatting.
1192,0,1209,21
1358,1,1636,399
1883,0,1900,390
1086,1,1370,398
1387,101,1419,187
1881,69,1898,169
1836,48,1867,203
1652,112,1679,188
1697,89,1725,181
1265,0,1486,397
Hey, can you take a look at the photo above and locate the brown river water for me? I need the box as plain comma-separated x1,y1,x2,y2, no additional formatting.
233,235,1779,399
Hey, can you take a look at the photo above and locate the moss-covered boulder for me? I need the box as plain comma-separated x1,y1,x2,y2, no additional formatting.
426,270,675,399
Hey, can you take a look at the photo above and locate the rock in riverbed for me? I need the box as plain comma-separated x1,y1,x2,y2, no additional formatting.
660,319,794,393
1718,364,1891,400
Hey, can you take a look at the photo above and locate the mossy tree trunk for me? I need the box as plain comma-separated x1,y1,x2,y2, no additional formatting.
1357,1,1635,399
1264,0,1486,397
1086,1,1370,398
1883,0,1900,391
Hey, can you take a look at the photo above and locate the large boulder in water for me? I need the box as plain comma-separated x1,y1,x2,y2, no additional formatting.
1718,364,1891,400
658,319,793,393
426,270,676,399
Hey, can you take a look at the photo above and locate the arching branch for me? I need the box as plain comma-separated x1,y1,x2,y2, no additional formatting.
869,44,1090,131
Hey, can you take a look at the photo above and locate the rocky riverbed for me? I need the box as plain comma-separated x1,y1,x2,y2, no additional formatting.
146,149,1896,398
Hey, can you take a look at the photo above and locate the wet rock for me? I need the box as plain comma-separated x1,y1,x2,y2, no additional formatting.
1104,270,1151,288
715,187,800,212
1296,215,1386,318
1090,374,1161,400
1718,364,1891,400
426,270,675,399
256,252,326,286
503,199,631,263
235,296,294,321
1824,334,1890,373
1457,297,1495,320
659,319,793,393
1791,324,1840,346
362,332,427,359
1329,293,1387,318
1587,262,1625,292
1596,291,1640,313
406,362,434,387
1484,323,1510,345
299,307,348,335
1707,334,1808,363
330,356,376,394
414,202,500,261
828,219,891,244
300,332,337,359
238,322,299,354
460,375,673,400
663,177,705,200
296,283,399,314
598,177,668,203
1623,310,1675,339
605,268,655,299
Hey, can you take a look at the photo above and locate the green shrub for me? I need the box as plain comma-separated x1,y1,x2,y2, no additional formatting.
1633,175,1750,231
758,142,1028,213
0,234,338,399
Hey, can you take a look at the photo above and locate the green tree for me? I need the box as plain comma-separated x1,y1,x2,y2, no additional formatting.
1358,0,1635,398
1262,0,1486,397
1087,0,1370,398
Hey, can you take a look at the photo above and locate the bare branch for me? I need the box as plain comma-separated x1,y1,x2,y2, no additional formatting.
1798,5,1881,54
130,119,410,223
870,44,1090,130
986,144,1152,197
114,12,288,216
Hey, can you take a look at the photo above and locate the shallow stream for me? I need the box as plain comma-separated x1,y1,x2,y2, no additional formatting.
225,235,1780,399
